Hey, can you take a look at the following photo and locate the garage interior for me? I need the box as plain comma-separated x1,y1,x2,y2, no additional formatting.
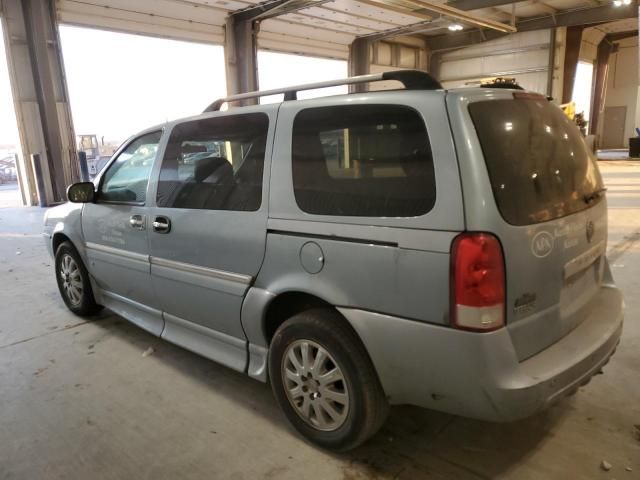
0,0,639,478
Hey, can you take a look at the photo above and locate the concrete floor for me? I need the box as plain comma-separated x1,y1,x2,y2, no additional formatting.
598,150,636,162
0,183,22,208
1,162,639,480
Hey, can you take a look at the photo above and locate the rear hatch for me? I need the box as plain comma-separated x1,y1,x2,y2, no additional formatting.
450,90,608,361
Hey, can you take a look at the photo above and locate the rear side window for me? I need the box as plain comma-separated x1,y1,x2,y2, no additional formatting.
292,104,435,217
156,113,268,211
469,97,604,226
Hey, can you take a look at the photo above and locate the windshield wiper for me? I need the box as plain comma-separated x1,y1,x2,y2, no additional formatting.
584,187,607,204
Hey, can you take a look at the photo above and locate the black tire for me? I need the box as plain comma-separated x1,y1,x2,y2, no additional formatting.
269,308,388,451
55,241,101,317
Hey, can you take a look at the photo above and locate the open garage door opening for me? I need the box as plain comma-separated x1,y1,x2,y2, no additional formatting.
257,51,348,104
58,25,227,178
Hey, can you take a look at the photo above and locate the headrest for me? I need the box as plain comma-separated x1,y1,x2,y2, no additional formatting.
194,156,231,183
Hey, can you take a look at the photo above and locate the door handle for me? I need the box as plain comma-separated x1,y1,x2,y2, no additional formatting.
129,215,146,230
152,216,171,234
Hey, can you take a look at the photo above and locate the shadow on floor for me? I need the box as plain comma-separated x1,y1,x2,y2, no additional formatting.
87,310,567,479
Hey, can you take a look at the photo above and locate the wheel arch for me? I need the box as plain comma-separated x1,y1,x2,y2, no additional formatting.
52,232,73,254
241,286,379,386
263,291,334,345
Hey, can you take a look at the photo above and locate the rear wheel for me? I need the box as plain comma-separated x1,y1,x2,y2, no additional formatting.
55,241,101,316
269,308,388,451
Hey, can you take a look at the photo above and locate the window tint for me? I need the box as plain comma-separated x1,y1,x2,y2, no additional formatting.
468,98,604,226
156,114,268,211
292,105,435,217
100,131,162,203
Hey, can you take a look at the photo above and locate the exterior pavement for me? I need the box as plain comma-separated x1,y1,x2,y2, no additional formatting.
0,162,638,479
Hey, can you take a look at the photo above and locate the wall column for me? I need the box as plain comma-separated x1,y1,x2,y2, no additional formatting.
1,0,79,206
562,25,583,103
590,38,616,137
224,15,259,105
636,9,640,135
348,37,370,92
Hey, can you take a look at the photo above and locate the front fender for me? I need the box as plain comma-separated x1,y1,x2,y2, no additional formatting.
43,202,86,260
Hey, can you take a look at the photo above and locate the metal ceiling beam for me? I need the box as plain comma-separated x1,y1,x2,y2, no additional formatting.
233,0,331,22
365,0,516,33
530,0,557,16
359,18,447,40
357,0,433,20
254,0,335,20
426,3,638,51
446,0,519,10
605,30,638,41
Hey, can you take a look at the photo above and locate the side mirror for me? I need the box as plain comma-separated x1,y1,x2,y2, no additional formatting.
67,182,95,203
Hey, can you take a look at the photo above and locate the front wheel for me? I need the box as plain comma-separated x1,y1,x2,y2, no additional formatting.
55,241,101,316
269,308,388,451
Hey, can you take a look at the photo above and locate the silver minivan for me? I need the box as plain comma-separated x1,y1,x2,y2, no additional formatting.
44,71,623,451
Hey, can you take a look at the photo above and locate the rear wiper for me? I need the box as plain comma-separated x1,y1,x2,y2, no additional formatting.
584,187,607,204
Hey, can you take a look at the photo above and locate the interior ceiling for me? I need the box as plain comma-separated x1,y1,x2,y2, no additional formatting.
56,0,638,59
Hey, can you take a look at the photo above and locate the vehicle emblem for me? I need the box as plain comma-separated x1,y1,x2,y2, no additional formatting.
531,231,554,258
586,221,595,243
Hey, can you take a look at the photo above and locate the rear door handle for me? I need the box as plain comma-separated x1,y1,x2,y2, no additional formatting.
129,215,145,230
152,216,171,234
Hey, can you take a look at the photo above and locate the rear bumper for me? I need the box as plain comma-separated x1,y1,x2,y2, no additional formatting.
339,285,623,421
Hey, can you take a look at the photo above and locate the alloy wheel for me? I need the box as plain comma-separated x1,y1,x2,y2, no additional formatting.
59,253,83,306
281,339,350,432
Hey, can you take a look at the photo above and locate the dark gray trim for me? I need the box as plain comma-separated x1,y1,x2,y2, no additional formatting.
267,229,399,248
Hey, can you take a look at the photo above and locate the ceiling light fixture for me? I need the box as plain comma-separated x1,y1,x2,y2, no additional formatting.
448,23,464,31
613,0,632,6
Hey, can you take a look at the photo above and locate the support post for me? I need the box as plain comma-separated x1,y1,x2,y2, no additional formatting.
13,153,27,206
636,8,640,136
30,153,47,207
590,38,615,137
561,25,583,103
224,15,259,104
1,0,79,206
348,38,371,93
547,28,556,97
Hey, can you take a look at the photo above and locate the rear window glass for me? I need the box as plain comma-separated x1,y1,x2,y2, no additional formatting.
292,104,435,217
469,98,603,226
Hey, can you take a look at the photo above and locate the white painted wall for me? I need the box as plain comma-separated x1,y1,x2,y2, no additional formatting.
438,30,554,94
599,36,638,148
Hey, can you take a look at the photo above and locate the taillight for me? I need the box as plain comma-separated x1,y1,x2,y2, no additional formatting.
451,233,505,332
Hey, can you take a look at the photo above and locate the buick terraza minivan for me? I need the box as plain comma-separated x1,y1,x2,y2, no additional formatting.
44,70,623,451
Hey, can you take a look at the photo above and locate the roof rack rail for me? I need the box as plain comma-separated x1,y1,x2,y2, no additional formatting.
203,69,442,112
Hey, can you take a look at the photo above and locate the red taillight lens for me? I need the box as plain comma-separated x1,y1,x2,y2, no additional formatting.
451,233,505,332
